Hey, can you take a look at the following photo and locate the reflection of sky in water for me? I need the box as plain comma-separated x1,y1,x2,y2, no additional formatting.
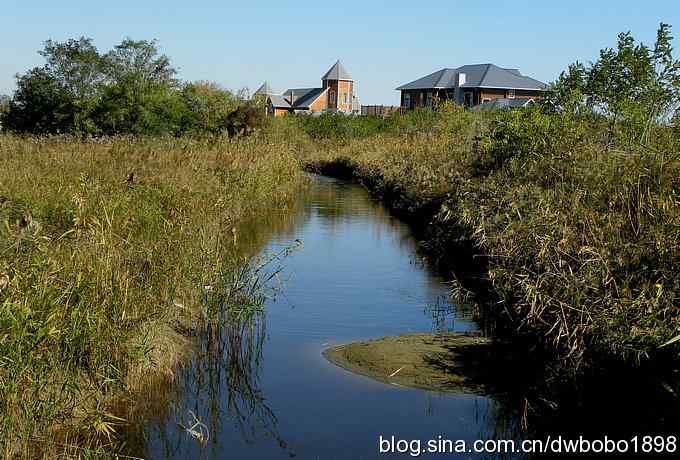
143,176,522,460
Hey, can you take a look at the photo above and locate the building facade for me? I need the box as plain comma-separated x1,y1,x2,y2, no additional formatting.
255,61,359,117
396,64,547,110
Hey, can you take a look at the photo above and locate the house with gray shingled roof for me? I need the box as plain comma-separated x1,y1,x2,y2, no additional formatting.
259,61,359,116
396,63,547,109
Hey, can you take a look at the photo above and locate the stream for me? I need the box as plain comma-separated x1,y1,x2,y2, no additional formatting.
138,175,677,459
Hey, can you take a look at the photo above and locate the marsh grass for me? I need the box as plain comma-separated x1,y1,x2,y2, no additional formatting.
297,106,680,370
0,133,303,457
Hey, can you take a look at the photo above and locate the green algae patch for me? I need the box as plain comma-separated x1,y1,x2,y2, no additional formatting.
324,333,513,394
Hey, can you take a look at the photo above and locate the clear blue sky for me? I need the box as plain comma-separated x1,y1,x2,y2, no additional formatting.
1,1,678,104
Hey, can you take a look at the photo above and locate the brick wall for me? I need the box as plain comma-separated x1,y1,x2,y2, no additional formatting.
308,89,329,112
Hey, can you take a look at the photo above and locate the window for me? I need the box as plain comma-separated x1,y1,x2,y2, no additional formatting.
425,92,433,107
482,98,491,103
507,89,516,99
329,90,336,105
403,93,411,108
343,93,348,104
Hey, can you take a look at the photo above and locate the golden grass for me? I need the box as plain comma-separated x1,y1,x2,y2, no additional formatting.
0,133,304,457
296,108,680,370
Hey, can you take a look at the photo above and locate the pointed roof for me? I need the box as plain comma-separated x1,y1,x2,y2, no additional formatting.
321,60,353,81
267,94,291,108
282,87,327,108
395,64,547,91
254,81,276,96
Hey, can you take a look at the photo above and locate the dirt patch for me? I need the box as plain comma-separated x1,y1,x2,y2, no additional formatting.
324,332,518,394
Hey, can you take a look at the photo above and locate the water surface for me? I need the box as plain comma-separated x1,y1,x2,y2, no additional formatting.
140,175,678,459
142,175,520,459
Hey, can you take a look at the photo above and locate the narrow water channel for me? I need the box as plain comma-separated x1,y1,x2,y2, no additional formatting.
138,175,518,459
139,175,677,459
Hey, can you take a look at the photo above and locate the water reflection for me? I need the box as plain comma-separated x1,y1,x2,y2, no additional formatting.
124,174,680,459
139,175,524,459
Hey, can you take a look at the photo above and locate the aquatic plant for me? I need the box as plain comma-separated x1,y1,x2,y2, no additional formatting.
0,133,303,457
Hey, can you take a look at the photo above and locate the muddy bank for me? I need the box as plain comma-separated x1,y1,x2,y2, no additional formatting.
324,333,522,394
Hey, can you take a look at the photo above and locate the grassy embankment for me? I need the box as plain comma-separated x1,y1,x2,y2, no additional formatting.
0,133,303,457
293,107,680,372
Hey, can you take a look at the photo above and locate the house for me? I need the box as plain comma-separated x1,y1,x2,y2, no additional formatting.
258,61,359,117
396,64,547,109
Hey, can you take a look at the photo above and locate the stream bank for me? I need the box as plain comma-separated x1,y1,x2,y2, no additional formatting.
304,159,680,433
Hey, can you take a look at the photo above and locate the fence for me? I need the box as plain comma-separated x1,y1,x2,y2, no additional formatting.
360,105,405,117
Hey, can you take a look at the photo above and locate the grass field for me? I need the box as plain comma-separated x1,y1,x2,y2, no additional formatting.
0,134,304,458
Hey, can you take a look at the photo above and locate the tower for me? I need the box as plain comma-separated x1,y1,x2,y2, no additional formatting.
321,60,354,113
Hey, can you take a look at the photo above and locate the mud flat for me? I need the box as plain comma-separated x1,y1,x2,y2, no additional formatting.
323,333,520,394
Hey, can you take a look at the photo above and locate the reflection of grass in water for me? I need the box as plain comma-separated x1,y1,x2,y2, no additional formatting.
0,135,304,458
145,244,301,457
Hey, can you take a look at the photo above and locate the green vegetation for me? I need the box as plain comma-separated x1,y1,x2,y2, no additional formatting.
289,108,444,140
299,24,680,369
0,37,264,137
0,134,303,457
1,22,679,458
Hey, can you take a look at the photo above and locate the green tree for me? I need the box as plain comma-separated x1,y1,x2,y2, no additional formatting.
546,62,588,114
643,23,680,141
97,39,180,134
549,23,680,144
39,37,105,134
3,37,105,134
179,81,237,135
4,67,75,134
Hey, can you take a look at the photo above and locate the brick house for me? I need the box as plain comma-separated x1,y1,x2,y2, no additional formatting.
396,64,547,109
256,61,359,117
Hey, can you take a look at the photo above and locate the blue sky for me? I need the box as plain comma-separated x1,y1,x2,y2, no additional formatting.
1,1,678,104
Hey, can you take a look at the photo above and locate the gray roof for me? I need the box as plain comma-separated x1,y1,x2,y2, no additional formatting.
472,98,535,111
321,60,353,81
267,95,291,108
282,87,326,108
254,81,276,96
396,64,547,91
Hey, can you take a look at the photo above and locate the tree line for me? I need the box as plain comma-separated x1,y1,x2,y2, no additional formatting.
0,37,264,136
1,25,678,139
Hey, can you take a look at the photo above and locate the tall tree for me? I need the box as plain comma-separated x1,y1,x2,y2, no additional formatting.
4,37,105,134
39,37,105,101
4,67,75,134
97,39,179,134
548,23,680,143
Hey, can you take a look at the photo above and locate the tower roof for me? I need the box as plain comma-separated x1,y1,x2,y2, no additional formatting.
321,60,353,81
254,81,277,96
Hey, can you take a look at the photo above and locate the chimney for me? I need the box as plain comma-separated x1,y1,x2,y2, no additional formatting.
458,73,466,86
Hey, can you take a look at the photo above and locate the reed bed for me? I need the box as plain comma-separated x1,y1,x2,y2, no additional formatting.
297,107,680,371
0,133,303,457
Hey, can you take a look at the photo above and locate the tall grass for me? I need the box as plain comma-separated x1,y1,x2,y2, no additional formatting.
0,133,304,457
297,106,680,370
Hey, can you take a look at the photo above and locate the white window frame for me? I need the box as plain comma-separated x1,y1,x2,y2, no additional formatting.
426,92,433,107
507,89,516,99
403,93,411,108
